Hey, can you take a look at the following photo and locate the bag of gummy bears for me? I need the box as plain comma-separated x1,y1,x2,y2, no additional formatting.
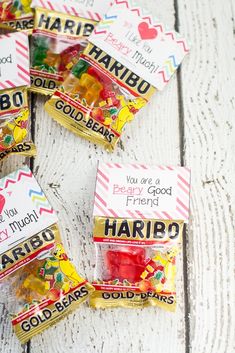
30,0,111,95
90,162,190,311
45,0,189,151
0,0,34,31
0,31,36,161
0,166,94,343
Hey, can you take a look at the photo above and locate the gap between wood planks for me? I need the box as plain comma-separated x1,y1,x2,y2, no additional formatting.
174,1,190,352
27,3,191,352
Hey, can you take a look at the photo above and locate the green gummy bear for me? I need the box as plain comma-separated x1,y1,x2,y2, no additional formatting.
56,273,63,283
32,36,49,67
4,135,13,144
109,107,118,115
155,271,163,280
72,59,89,78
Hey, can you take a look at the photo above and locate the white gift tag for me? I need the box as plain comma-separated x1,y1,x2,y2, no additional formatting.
90,0,189,89
0,32,30,90
0,166,58,254
94,163,190,222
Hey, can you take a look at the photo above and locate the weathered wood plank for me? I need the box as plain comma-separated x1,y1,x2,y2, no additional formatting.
177,0,235,352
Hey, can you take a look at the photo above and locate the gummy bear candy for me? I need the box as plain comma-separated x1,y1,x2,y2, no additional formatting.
1,223,94,344
106,247,146,283
30,6,97,95
0,0,34,31
79,73,103,106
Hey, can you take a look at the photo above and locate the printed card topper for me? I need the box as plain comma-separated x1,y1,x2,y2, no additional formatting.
0,32,30,90
31,0,112,21
94,163,191,222
89,0,189,90
0,166,58,254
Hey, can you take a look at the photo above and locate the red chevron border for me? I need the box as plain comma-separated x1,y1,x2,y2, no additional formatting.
0,168,33,191
112,0,188,53
0,32,30,90
39,207,56,215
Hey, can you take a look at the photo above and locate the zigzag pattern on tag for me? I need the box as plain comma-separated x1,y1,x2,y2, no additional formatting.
158,55,179,83
94,13,117,35
0,167,33,191
93,0,189,89
29,189,55,216
94,163,190,222
0,32,30,90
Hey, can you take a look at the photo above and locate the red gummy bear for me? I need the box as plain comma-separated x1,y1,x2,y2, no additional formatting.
106,246,146,283
58,44,81,72
100,89,120,108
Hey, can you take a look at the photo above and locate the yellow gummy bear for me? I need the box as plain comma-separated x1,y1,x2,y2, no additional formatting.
21,0,32,13
23,274,49,296
79,73,103,106
14,10,22,17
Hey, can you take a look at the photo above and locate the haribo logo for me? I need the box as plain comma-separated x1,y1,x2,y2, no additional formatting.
87,44,152,96
103,218,181,240
0,90,24,111
36,12,95,37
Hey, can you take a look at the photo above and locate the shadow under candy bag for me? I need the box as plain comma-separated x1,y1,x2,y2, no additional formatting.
45,0,189,151
29,0,110,95
0,167,94,344
0,31,36,161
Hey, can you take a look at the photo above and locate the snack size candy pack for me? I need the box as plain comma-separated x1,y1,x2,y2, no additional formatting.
0,0,33,31
90,163,190,311
0,166,94,343
30,0,111,95
0,32,36,161
45,0,189,151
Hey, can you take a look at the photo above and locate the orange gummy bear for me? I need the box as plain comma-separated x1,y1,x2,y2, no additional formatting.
44,50,61,68
79,73,103,106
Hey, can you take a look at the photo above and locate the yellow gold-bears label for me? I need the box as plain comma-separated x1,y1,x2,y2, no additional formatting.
9,224,94,343
90,288,176,312
1,18,34,31
13,282,94,343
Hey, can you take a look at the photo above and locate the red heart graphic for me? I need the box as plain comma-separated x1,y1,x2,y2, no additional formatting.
0,194,5,214
138,22,158,40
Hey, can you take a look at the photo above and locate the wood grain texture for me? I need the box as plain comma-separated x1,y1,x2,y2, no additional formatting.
1,0,235,352
177,0,235,352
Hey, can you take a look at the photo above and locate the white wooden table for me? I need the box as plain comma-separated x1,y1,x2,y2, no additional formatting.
1,0,235,352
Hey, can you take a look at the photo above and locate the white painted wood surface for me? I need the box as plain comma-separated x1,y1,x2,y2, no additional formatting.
0,0,234,352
